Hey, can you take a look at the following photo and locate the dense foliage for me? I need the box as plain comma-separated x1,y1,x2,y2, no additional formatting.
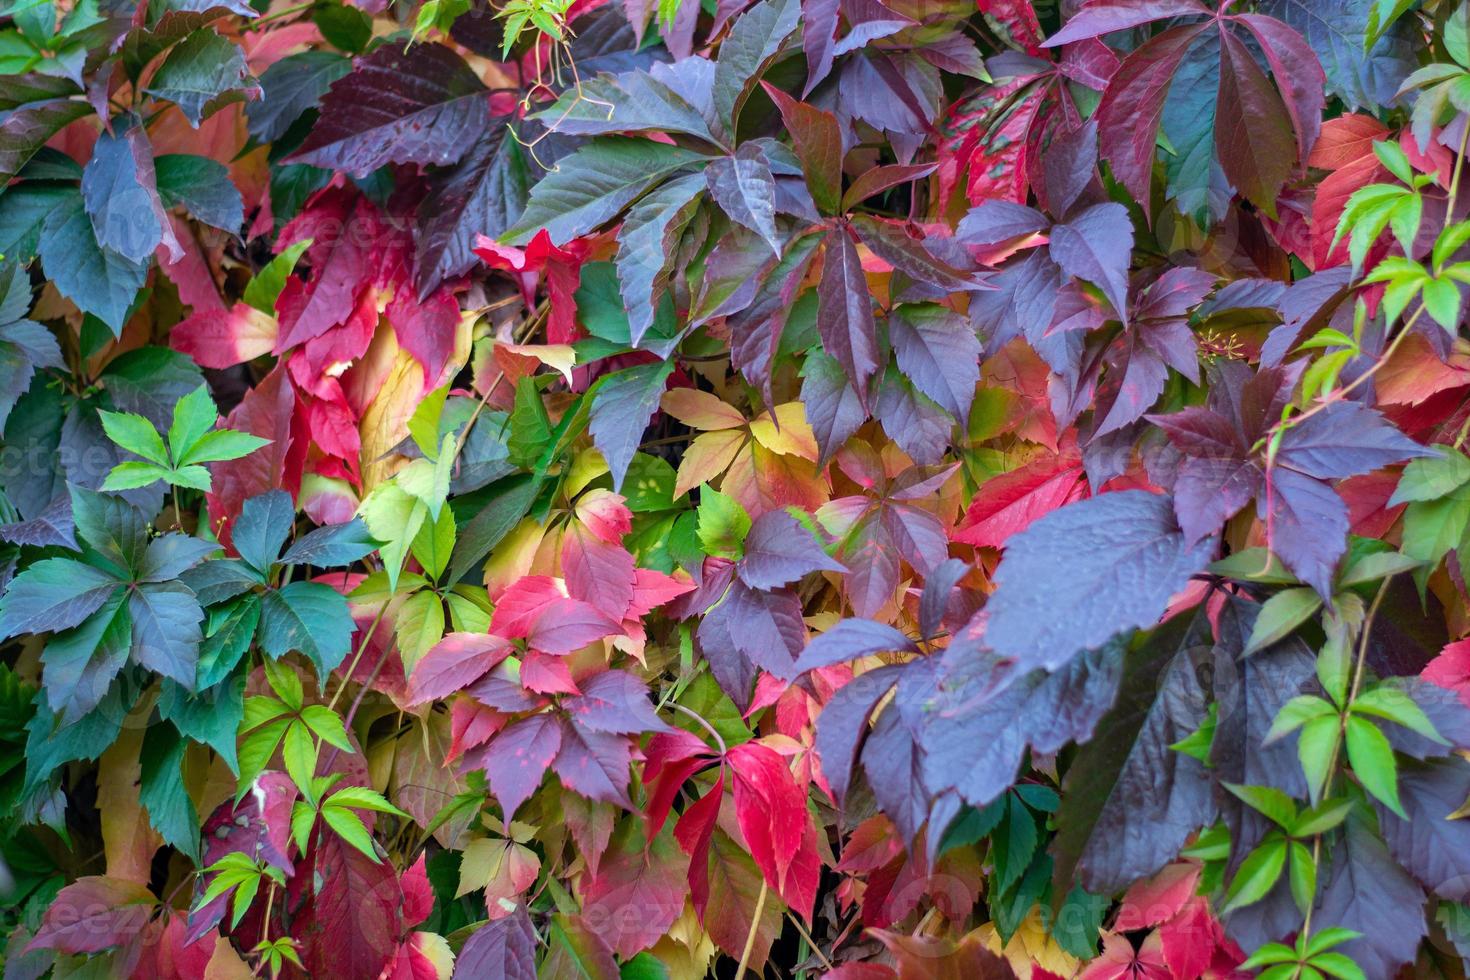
2,0,1470,975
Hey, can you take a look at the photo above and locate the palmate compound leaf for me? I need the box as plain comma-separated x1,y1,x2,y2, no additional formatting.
982,490,1218,673
920,634,1129,818
288,41,490,177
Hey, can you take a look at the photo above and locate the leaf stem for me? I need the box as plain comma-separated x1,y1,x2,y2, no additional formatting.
736,878,768,978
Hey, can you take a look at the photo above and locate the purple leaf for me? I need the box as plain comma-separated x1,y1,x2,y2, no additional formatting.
1095,23,1209,213
817,225,882,405
707,144,782,254
1043,0,1209,47
589,360,675,491
552,718,634,807
956,200,1049,246
81,123,178,264
984,491,1216,672
738,509,846,590
1311,818,1426,979
1172,455,1262,545
799,349,867,466
1276,401,1432,480
1261,466,1348,598
1215,28,1296,216
814,664,904,807
887,304,981,420
452,906,537,980
0,494,76,550
1047,202,1134,324
617,173,706,345
467,713,562,820
562,670,671,735
289,42,490,177
414,123,529,297
850,214,979,291
793,617,917,673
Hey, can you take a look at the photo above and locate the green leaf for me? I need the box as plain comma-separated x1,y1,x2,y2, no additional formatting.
140,722,200,863
1222,836,1288,913
166,384,218,463
282,720,317,793
327,785,408,816
1245,587,1323,654
243,239,311,313
320,804,379,861
360,482,428,593
143,28,258,127
1288,839,1316,916
99,460,171,492
98,409,168,465
259,582,354,682
1336,550,1423,587
37,190,147,333
300,704,352,751
1292,797,1354,837
1389,447,1470,504
696,484,751,560
1266,694,1336,743
261,656,303,711
1344,715,1404,817
1310,952,1368,980
1350,686,1445,744
1224,783,1298,830
176,428,271,467
1299,714,1341,804
504,137,709,245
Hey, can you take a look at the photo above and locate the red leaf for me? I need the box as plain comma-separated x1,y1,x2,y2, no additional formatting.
205,364,298,552
1079,931,1171,980
387,284,460,386
582,821,689,958
272,187,379,352
473,229,591,344
1158,896,1222,979
954,452,1087,549
400,854,434,929
520,650,579,695
727,741,814,916
1424,639,1470,709
627,568,696,618
562,522,637,621
673,775,724,916
405,632,513,705
489,576,565,637
526,598,621,654
292,833,404,979
27,877,155,956
171,302,276,369
446,697,508,764
1114,861,1200,930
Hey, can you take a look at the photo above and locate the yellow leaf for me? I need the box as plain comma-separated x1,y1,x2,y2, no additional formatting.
500,342,577,385
661,388,746,431
410,931,456,980
674,430,746,500
749,403,818,460
359,345,426,493
98,727,159,884
203,935,255,980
